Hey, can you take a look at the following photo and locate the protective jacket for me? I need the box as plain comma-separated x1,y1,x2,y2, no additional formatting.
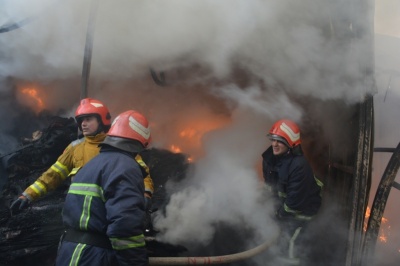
55,145,148,266
262,146,322,220
23,133,154,201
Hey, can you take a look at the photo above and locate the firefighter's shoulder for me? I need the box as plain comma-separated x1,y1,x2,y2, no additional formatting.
71,137,85,147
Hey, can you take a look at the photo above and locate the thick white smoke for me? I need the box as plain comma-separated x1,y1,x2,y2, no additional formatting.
1,0,396,264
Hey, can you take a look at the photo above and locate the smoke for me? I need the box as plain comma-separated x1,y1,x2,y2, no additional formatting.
154,108,277,245
0,0,388,264
1,0,374,99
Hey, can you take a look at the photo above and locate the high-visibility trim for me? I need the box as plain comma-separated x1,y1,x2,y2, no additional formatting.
29,181,47,196
294,214,314,221
284,203,300,214
69,243,86,266
50,161,70,180
289,227,302,260
314,175,324,188
280,122,300,145
79,195,93,230
68,183,105,202
135,154,149,175
314,175,324,197
284,203,314,220
278,191,287,198
110,234,146,250
135,154,154,194
69,167,82,177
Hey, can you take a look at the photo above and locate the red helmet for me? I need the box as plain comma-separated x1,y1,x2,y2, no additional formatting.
267,119,301,148
107,110,151,147
75,98,111,127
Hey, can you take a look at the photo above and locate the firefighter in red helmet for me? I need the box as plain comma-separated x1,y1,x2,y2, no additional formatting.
56,110,151,265
10,98,154,214
262,119,323,265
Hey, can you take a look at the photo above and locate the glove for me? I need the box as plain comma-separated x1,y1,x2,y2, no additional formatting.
10,195,30,212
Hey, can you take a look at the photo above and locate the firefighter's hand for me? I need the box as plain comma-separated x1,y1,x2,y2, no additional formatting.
10,195,30,213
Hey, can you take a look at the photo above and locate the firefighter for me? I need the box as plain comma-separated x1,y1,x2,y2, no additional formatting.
55,110,150,265
262,119,323,265
10,98,154,215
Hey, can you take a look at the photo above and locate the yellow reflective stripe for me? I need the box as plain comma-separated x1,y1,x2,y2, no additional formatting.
110,234,145,250
135,154,149,175
284,204,314,220
314,175,324,197
136,154,154,194
289,227,302,259
30,181,47,196
69,243,86,266
284,203,300,214
314,175,324,188
294,214,314,221
68,183,105,202
79,195,93,230
68,167,81,177
278,191,287,198
50,161,70,180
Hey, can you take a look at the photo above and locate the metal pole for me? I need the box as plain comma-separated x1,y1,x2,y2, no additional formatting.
80,0,100,99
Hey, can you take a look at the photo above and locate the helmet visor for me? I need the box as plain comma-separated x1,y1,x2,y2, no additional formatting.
267,134,290,148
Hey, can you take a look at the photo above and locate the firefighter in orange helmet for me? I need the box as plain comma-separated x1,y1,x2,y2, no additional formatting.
10,98,154,213
56,110,150,265
262,119,323,264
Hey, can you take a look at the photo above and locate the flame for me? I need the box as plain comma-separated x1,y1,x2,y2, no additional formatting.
170,145,182,153
166,117,230,161
170,144,194,163
18,87,45,113
364,206,391,243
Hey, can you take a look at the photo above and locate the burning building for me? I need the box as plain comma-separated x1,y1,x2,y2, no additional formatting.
0,0,399,265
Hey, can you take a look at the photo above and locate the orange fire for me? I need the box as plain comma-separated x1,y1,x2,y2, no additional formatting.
18,87,45,114
167,118,230,161
170,145,182,153
364,206,390,243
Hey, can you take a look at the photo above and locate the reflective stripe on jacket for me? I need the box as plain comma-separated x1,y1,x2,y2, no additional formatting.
23,133,154,201
262,146,322,220
23,133,106,201
56,146,148,266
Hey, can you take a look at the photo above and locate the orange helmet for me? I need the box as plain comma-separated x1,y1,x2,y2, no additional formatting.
75,98,111,130
267,119,301,148
107,110,151,147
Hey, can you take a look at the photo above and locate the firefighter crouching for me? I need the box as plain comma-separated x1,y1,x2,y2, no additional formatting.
262,119,323,265
56,110,151,266
10,98,154,216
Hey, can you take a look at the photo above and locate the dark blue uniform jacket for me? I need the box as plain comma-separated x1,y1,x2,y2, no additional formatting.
56,146,148,266
262,146,322,219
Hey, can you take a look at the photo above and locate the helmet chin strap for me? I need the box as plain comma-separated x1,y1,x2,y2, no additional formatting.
79,120,105,137
88,124,105,136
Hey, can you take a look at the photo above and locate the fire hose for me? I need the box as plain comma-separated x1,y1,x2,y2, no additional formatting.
147,231,280,265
